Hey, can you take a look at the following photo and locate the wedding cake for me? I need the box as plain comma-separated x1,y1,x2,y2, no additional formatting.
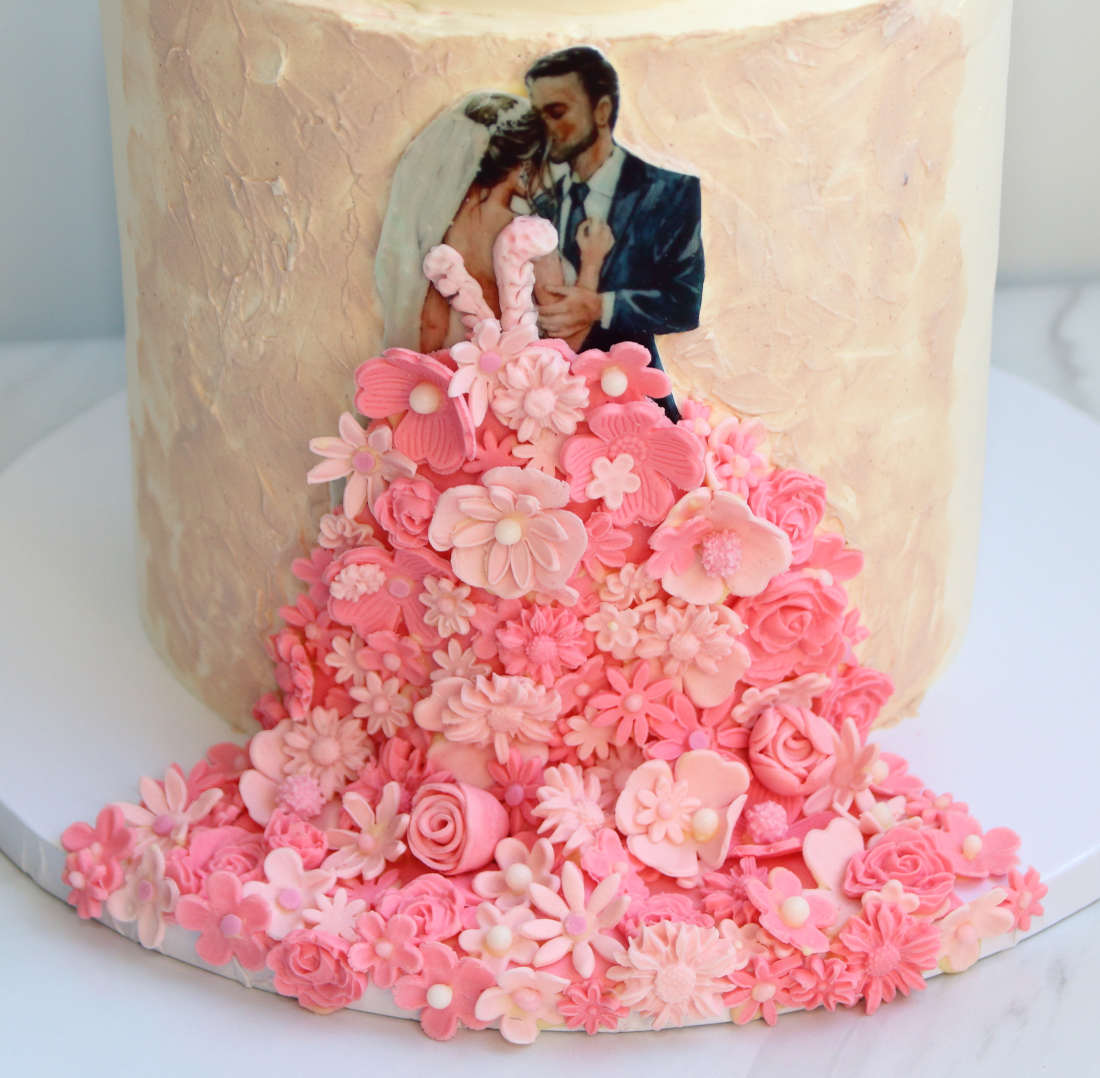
63,0,1046,1043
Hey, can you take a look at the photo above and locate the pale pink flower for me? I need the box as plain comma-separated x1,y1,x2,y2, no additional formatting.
107,844,179,949
459,903,539,971
347,911,422,988
634,601,750,708
560,400,704,525
282,707,369,801
317,511,376,552
615,751,750,879
608,921,740,1030
598,563,659,608
175,870,271,969
472,837,559,909
704,415,769,497
804,717,878,814
522,861,628,977
585,454,642,511
581,829,650,905
243,848,337,941
725,953,803,1025
510,427,569,473
394,940,497,1041
581,511,632,571
496,604,590,684
354,349,477,474
589,660,675,745
349,673,412,737
572,340,672,409
932,813,1021,879
937,888,1014,973
60,805,134,919
431,639,491,682
715,918,767,970
308,413,417,517
646,488,791,604
428,466,587,599
744,867,836,954
324,633,370,686
563,714,615,762
486,752,545,832
583,602,640,661
302,887,367,942
323,785,409,880
115,765,223,853
533,764,606,854
358,630,430,686
419,576,476,637
556,655,609,715
474,967,568,1045
449,319,537,426
492,348,589,442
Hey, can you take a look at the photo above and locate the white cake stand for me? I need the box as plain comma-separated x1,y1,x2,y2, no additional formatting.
1,370,1098,1070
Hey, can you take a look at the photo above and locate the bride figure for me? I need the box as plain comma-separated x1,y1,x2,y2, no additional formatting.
375,92,613,354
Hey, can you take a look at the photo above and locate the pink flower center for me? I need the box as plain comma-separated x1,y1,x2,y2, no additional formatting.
524,386,558,420
372,697,390,715
382,653,402,672
387,577,412,598
957,924,979,946
479,350,504,373
332,563,385,601
746,801,789,845
137,880,155,903
564,913,588,937
701,529,743,578
351,449,379,474
687,730,710,750
277,888,302,911
528,635,558,665
358,833,378,854
623,693,645,714
310,736,342,766
751,981,777,1003
374,939,393,959
504,783,526,807
152,813,176,836
655,963,695,1004
866,943,901,978
513,987,544,1014
220,914,242,938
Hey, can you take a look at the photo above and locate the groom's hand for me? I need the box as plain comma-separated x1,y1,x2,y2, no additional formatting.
538,285,602,340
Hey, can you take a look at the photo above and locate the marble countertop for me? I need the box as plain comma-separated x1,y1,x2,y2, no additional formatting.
1,282,1098,1076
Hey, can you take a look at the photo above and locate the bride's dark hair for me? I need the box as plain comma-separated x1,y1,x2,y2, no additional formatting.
464,93,546,194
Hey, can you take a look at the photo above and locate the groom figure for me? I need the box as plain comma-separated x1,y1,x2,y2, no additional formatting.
527,46,704,421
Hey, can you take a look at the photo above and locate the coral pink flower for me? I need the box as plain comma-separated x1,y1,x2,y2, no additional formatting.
748,468,827,566
522,861,629,977
843,827,955,916
373,475,440,549
267,929,366,1014
646,489,791,604
837,898,941,1014
323,785,409,880
393,940,496,1041
419,576,476,638
428,466,587,599
533,764,606,855
115,765,223,853
558,978,628,1034
589,661,676,746
474,967,568,1044
784,953,863,1012
106,844,179,949
744,867,836,954
485,752,545,832
176,870,271,969
572,340,672,410
608,921,740,1030
450,319,535,426
347,911,423,988
937,888,1014,973
458,903,539,971
931,812,1021,879
354,349,477,474
1002,866,1047,931
580,828,650,904
264,811,327,870
491,348,589,442
307,413,417,517
725,953,803,1025
817,665,895,739
408,782,509,875
560,400,704,525
243,847,336,940
61,805,134,919
496,605,590,685
704,415,769,497
615,751,750,878
322,546,400,636
376,874,469,941
473,836,559,908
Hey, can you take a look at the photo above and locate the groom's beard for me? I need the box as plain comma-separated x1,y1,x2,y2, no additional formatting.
548,121,598,166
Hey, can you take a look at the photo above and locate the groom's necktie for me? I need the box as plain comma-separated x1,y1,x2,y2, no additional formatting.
561,181,590,275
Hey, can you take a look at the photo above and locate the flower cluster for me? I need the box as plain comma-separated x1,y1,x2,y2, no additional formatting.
62,217,1041,1042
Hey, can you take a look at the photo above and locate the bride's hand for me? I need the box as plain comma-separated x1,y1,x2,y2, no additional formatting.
576,218,614,261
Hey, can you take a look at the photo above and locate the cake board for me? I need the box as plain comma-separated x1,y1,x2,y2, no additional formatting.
1,366,1098,1063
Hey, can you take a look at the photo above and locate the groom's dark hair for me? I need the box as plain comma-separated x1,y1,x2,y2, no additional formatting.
526,46,620,130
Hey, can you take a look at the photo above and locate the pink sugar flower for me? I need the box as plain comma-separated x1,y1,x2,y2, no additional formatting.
376,873,470,941
428,466,587,599
450,319,535,426
359,631,430,687
418,576,476,638
932,812,1021,879
307,413,417,517
347,911,423,988
608,921,740,1030
474,966,568,1045
583,602,640,662
393,940,496,1041
267,929,366,1014
784,953,863,1012
243,847,336,940
817,665,895,740
563,714,616,763
560,400,704,525
176,870,272,969
115,765,223,854
581,510,633,571
837,898,941,1014
744,866,836,954
106,844,179,949
1002,866,1047,931
522,861,629,978
615,750,750,878
408,782,509,875
843,826,954,916
725,953,803,1025
322,546,400,636
485,752,545,832
282,708,370,802
317,510,375,553
589,660,676,746
459,903,539,971
572,340,672,410
349,671,412,737
804,717,878,815
646,488,791,604
496,604,590,685
60,805,134,919
704,415,769,497
302,888,367,942
580,829,650,905
491,347,589,442
556,655,610,716
533,764,606,855
373,474,440,550
937,888,1015,973
323,784,409,880
354,349,477,474
747,702,838,799
748,468,827,566
473,836,558,908
558,977,628,1034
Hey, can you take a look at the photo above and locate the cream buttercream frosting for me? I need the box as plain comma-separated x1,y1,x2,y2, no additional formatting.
100,0,1012,732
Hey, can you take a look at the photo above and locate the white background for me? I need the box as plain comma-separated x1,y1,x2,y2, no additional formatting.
0,1,1097,343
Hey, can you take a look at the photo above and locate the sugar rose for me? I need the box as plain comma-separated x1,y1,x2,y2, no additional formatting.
373,475,439,549
266,929,365,1014
408,782,508,875
844,828,956,915
748,703,837,797
748,469,827,565
377,874,468,940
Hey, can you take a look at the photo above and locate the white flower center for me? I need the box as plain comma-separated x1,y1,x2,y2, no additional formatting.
600,366,629,398
691,807,720,843
504,863,533,893
485,924,514,956
494,518,524,546
779,896,811,928
409,382,443,414
426,983,454,1010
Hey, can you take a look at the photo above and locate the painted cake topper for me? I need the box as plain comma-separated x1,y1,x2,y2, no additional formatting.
61,215,1042,1043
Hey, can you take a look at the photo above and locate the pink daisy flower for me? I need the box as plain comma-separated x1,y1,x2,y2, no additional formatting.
495,605,590,685
589,661,676,747
725,952,802,1025
572,340,672,410
558,977,629,1034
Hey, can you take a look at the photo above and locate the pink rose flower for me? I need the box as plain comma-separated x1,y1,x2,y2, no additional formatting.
266,929,366,1014
843,828,956,915
373,476,440,549
748,703,838,797
817,666,895,738
408,782,509,875
376,874,468,941
189,825,268,882
748,469,827,565
264,809,329,870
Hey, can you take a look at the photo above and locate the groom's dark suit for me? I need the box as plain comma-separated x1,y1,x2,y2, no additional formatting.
533,147,704,420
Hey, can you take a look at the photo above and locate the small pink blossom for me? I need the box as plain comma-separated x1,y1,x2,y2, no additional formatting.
307,413,418,517
243,847,337,940
394,940,497,1040
419,576,477,637
349,673,412,737
580,829,650,904
725,952,802,1025
1002,866,1047,931
932,813,1021,879
359,631,430,685
60,805,134,919
496,604,590,685
323,785,409,880
583,602,640,662
492,348,589,442
317,510,375,552
282,707,370,802
744,866,835,954
937,888,1014,973
106,844,179,949
581,511,633,571
302,887,368,941
844,827,955,916
459,903,539,970
176,870,272,969
589,661,676,746
558,978,628,1034
533,764,606,855
485,752,545,832
348,911,423,987
474,966,568,1044
473,837,558,908
562,714,616,762
585,454,642,511
704,416,769,497
115,765,222,854
572,341,672,409
267,929,366,1014
324,633,370,686
784,953,863,1012
450,319,535,426
373,475,439,548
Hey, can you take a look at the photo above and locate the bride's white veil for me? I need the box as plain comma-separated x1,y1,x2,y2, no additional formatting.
375,94,529,350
